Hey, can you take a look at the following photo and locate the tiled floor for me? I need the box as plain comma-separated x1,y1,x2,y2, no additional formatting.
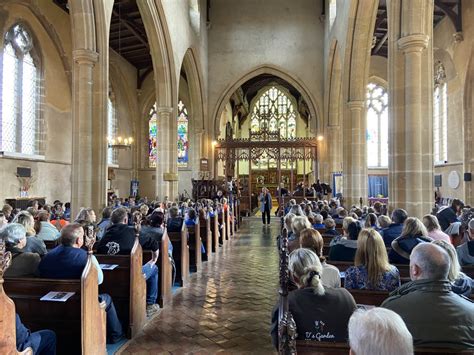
118,218,279,354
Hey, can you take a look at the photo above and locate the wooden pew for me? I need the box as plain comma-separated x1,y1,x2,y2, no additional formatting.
224,206,232,240
328,261,411,278
158,231,172,306
218,212,226,243
4,258,106,354
209,215,219,253
95,237,146,338
199,216,212,262
187,221,202,272
167,223,189,287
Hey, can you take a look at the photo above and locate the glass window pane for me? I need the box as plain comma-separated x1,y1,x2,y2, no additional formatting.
21,53,36,155
1,43,17,152
366,82,388,168
148,103,157,168
177,100,189,168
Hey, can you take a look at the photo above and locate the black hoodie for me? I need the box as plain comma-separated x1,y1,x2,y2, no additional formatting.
97,223,159,255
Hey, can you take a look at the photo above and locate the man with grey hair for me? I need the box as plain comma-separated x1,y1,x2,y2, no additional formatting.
348,308,413,355
0,223,40,277
456,218,474,266
382,243,474,349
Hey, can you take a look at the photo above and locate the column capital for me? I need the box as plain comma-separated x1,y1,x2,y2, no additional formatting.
398,34,429,53
157,106,174,115
346,100,365,110
73,49,99,66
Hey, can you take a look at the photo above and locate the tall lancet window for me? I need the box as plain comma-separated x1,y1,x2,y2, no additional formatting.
366,82,388,168
1,24,40,155
148,103,158,168
177,99,189,168
107,88,118,165
433,62,448,164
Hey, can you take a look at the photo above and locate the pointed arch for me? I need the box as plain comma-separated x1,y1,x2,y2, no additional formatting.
212,65,321,139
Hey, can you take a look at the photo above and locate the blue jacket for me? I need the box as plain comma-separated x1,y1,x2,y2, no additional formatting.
167,217,183,233
259,192,272,212
437,206,458,232
381,223,403,247
389,234,432,264
38,245,88,279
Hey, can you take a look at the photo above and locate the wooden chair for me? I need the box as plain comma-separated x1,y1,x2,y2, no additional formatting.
187,221,202,272
167,223,189,287
199,216,212,262
95,236,146,338
3,254,106,354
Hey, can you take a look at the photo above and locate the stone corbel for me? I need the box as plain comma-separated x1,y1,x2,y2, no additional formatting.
346,100,365,111
397,34,429,53
157,106,174,116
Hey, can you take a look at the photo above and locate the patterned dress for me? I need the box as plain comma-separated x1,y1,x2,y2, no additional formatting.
344,264,400,291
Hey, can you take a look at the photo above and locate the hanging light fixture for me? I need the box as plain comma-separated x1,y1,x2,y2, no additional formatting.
108,136,133,149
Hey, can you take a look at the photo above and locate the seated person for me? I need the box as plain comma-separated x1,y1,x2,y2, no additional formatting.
344,229,400,291
13,211,47,256
323,218,339,237
51,204,69,231
328,221,360,262
433,240,473,296
16,313,56,355
185,208,197,226
329,217,355,246
364,213,379,230
382,243,474,349
97,208,160,317
312,214,325,229
378,214,392,229
1,223,40,277
445,221,463,247
38,223,124,343
299,228,340,288
270,248,356,348
457,218,474,266
423,214,451,243
2,204,13,223
35,211,60,242
96,206,113,240
167,206,183,232
141,211,165,243
333,208,348,225
348,308,413,355
389,217,432,264
437,198,463,231
381,208,408,247
289,216,311,252
0,212,8,228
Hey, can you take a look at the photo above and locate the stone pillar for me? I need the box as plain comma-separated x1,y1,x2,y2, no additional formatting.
388,0,433,218
327,126,342,182
71,49,99,218
156,106,176,200
343,100,367,206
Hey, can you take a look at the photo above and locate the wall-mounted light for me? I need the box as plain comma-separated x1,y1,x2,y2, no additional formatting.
317,135,324,141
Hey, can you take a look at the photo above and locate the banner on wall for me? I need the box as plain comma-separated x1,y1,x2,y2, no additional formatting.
130,180,139,197
332,172,343,198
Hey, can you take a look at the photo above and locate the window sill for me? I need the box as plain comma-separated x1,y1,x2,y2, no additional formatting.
434,161,463,168
0,151,45,161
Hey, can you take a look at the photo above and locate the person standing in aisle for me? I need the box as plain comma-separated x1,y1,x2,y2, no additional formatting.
260,187,272,226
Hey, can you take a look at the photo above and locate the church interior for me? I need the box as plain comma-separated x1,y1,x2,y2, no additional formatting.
0,0,473,354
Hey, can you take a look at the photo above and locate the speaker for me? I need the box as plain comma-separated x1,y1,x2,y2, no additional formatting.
434,174,442,188
16,167,31,177
464,173,472,182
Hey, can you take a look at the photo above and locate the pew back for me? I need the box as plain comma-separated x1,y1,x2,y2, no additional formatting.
167,223,189,286
199,217,211,261
187,222,202,271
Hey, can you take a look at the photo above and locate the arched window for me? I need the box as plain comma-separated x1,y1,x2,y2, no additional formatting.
250,86,297,139
177,99,189,168
107,89,118,165
1,23,40,155
329,0,337,29
189,0,200,35
366,82,388,168
434,62,447,164
148,103,158,168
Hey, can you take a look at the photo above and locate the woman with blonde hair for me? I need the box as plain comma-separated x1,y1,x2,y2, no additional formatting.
12,211,47,256
422,214,451,243
299,228,341,288
432,240,473,296
345,229,400,291
289,216,311,252
389,217,432,264
270,248,356,348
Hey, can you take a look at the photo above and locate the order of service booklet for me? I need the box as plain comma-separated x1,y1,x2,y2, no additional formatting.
40,291,75,302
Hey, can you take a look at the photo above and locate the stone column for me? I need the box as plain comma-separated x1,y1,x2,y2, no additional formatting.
71,49,99,218
343,100,367,206
388,0,433,218
156,106,175,200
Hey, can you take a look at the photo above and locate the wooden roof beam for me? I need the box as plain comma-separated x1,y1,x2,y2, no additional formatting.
112,9,150,50
434,0,462,32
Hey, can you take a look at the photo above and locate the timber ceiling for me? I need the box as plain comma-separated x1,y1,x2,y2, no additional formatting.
372,0,461,57
53,0,152,83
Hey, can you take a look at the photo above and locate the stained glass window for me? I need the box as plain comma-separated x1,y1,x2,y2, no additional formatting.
177,100,189,168
148,103,158,168
250,86,297,169
434,62,447,164
366,82,388,168
107,91,118,165
1,24,39,154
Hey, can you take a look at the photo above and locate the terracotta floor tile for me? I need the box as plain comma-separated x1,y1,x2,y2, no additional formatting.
118,218,278,355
